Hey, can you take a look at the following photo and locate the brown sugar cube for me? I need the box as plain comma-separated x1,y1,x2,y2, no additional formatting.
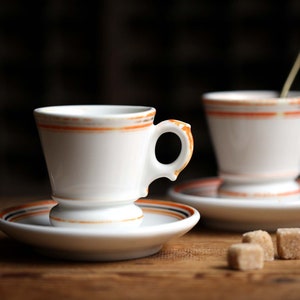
242,230,274,261
277,228,300,259
227,243,264,271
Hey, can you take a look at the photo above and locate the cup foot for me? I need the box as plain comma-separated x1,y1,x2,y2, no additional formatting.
49,202,144,230
218,179,300,200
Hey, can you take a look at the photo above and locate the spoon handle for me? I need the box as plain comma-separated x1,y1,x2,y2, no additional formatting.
280,52,300,98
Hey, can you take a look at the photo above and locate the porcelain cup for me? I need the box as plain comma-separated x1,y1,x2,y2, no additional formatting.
203,91,300,200
34,105,193,229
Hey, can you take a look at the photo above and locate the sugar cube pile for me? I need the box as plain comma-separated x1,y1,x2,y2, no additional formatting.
242,230,274,261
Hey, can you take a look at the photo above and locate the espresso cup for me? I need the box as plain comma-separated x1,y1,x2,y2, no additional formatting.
203,91,300,200
34,105,193,229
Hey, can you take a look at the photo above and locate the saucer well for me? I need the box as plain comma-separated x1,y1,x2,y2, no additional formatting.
169,177,300,232
0,199,200,261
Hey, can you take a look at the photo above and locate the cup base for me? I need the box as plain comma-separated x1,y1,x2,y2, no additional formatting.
49,202,144,230
218,179,300,200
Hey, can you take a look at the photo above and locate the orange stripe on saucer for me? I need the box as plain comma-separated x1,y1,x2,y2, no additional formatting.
50,214,144,224
219,188,300,198
173,178,221,193
142,208,185,220
138,199,195,216
9,210,51,222
0,200,55,218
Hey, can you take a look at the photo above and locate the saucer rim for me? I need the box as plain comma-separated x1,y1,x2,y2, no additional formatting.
168,177,300,231
169,177,300,208
0,199,200,261
0,199,200,236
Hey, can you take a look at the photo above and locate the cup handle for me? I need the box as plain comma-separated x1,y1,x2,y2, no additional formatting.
142,119,193,189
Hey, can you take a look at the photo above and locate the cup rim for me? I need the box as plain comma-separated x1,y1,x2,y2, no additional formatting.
34,105,156,119
202,90,300,105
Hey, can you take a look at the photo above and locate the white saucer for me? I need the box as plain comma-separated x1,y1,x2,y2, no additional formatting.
0,199,200,261
169,177,300,232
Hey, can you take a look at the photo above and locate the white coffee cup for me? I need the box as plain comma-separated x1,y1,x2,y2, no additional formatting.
34,105,193,229
203,91,300,200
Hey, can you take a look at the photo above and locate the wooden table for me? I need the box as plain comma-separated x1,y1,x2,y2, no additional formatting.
1,197,300,300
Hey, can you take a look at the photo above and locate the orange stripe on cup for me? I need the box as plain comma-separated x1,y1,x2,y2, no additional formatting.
203,98,300,106
128,111,156,120
206,111,300,119
37,122,153,132
284,111,300,117
203,99,278,107
206,111,277,118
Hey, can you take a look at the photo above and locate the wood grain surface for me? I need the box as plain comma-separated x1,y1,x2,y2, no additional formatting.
1,197,300,300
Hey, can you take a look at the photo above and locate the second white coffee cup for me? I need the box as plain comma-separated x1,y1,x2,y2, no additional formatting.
203,90,300,200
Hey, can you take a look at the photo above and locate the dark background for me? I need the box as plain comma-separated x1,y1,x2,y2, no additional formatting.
1,0,300,198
